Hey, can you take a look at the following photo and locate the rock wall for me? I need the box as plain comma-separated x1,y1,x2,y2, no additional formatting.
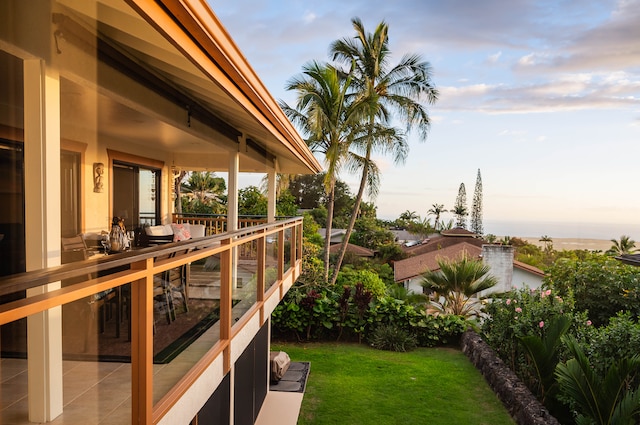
460,330,560,425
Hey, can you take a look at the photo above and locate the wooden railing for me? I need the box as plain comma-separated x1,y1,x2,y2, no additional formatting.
171,213,270,235
0,217,304,425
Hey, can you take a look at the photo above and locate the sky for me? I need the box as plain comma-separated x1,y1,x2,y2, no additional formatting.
209,0,640,239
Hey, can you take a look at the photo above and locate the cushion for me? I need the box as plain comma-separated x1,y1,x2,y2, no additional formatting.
171,223,191,242
190,224,206,238
146,225,173,236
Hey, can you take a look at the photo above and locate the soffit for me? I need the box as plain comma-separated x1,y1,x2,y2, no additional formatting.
55,0,321,174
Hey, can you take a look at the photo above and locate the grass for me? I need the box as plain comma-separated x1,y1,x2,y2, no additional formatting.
272,342,515,425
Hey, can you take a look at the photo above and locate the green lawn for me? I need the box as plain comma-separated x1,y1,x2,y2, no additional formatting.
272,342,515,425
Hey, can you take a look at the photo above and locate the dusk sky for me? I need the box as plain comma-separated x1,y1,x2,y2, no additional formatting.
210,0,640,239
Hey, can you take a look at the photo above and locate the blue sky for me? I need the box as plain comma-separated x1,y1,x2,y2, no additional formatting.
210,0,640,238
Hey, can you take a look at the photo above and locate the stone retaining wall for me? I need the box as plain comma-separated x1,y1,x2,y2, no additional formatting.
460,330,561,425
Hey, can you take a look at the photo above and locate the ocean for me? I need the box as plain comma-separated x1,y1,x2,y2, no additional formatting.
482,220,640,240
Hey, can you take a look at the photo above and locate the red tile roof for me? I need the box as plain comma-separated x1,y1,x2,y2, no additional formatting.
393,242,482,282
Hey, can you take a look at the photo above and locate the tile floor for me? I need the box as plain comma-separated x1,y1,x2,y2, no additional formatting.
0,296,302,424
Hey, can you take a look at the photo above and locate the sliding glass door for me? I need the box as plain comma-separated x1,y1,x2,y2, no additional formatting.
112,161,160,230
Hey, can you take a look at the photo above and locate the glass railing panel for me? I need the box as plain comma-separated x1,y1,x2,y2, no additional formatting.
232,241,258,323
0,287,134,424
265,233,278,290
152,252,222,403
284,227,293,271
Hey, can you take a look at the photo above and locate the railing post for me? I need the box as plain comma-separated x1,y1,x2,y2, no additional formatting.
297,220,303,264
131,258,154,425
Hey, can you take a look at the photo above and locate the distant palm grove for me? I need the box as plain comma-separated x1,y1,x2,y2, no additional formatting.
176,18,640,425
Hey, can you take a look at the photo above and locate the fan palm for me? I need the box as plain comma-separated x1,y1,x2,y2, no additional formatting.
329,17,438,285
556,336,640,425
420,255,497,318
280,61,365,283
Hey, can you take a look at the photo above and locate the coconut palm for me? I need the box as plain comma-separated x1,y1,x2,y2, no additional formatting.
329,17,438,285
420,254,498,318
607,235,637,256
556,336,640,425
399,210,419,223
427,203,448,231
280,61,365,283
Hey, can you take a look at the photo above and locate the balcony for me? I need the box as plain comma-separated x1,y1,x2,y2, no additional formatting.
0,217,303,424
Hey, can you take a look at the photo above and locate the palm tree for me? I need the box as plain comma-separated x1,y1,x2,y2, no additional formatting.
539,235,553,252
180,171,226,213
607,235,637,256
427,203,447,231
280,61,365,283
329,17,438,285
420,254,498,318
399,210,419,223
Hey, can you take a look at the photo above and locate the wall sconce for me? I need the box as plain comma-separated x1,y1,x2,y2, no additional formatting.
93,162,105,193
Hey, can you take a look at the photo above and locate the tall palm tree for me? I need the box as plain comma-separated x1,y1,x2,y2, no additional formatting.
427,203,447,231
280,61,365,283
329,17,438,285
420,254,497,318
607,235,637,256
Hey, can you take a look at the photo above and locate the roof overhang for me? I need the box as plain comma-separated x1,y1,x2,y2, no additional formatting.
53,0,322,174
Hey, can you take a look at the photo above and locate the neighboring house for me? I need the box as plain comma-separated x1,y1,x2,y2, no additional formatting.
0,2,322,425
318,228,347,244
394,230,544,295
389,229,424,246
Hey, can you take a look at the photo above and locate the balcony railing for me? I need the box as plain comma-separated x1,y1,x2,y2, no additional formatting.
0,217,304,425
172,213,269,235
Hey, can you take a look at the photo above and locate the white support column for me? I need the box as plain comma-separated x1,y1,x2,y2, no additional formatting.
229,140,241,290
228,143,240,233
266,164,277,224
23,59,63,422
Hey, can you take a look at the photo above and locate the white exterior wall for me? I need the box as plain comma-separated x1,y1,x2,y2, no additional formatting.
512,268,543,291
481,245,514,294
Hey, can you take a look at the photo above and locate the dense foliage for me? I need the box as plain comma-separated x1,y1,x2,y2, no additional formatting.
271,282,467,348
481,252,640,424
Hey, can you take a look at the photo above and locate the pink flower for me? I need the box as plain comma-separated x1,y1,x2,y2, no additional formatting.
545,289,552,296
515,307,522,313
539,321,545,328
586,320,592,326
506,299,511,305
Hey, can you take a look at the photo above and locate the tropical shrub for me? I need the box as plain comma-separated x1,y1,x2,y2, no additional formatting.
481,287,588,385
556,336,640,425
335,267,387,300
369,323,417,352
421,255,497,318
272,284,466,346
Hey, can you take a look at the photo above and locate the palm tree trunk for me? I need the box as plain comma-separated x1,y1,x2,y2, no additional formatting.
323,178,337,284
330,143,371,285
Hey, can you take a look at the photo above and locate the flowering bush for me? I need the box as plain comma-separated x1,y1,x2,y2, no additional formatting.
481,287,589,382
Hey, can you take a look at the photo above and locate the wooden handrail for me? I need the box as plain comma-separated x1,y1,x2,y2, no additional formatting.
0,217,300,297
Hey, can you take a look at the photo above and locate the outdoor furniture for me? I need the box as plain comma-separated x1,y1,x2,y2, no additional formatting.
144,223,206,245
61,235,119,349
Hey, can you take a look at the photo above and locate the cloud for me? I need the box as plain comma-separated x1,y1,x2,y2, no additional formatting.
487,51,502,64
